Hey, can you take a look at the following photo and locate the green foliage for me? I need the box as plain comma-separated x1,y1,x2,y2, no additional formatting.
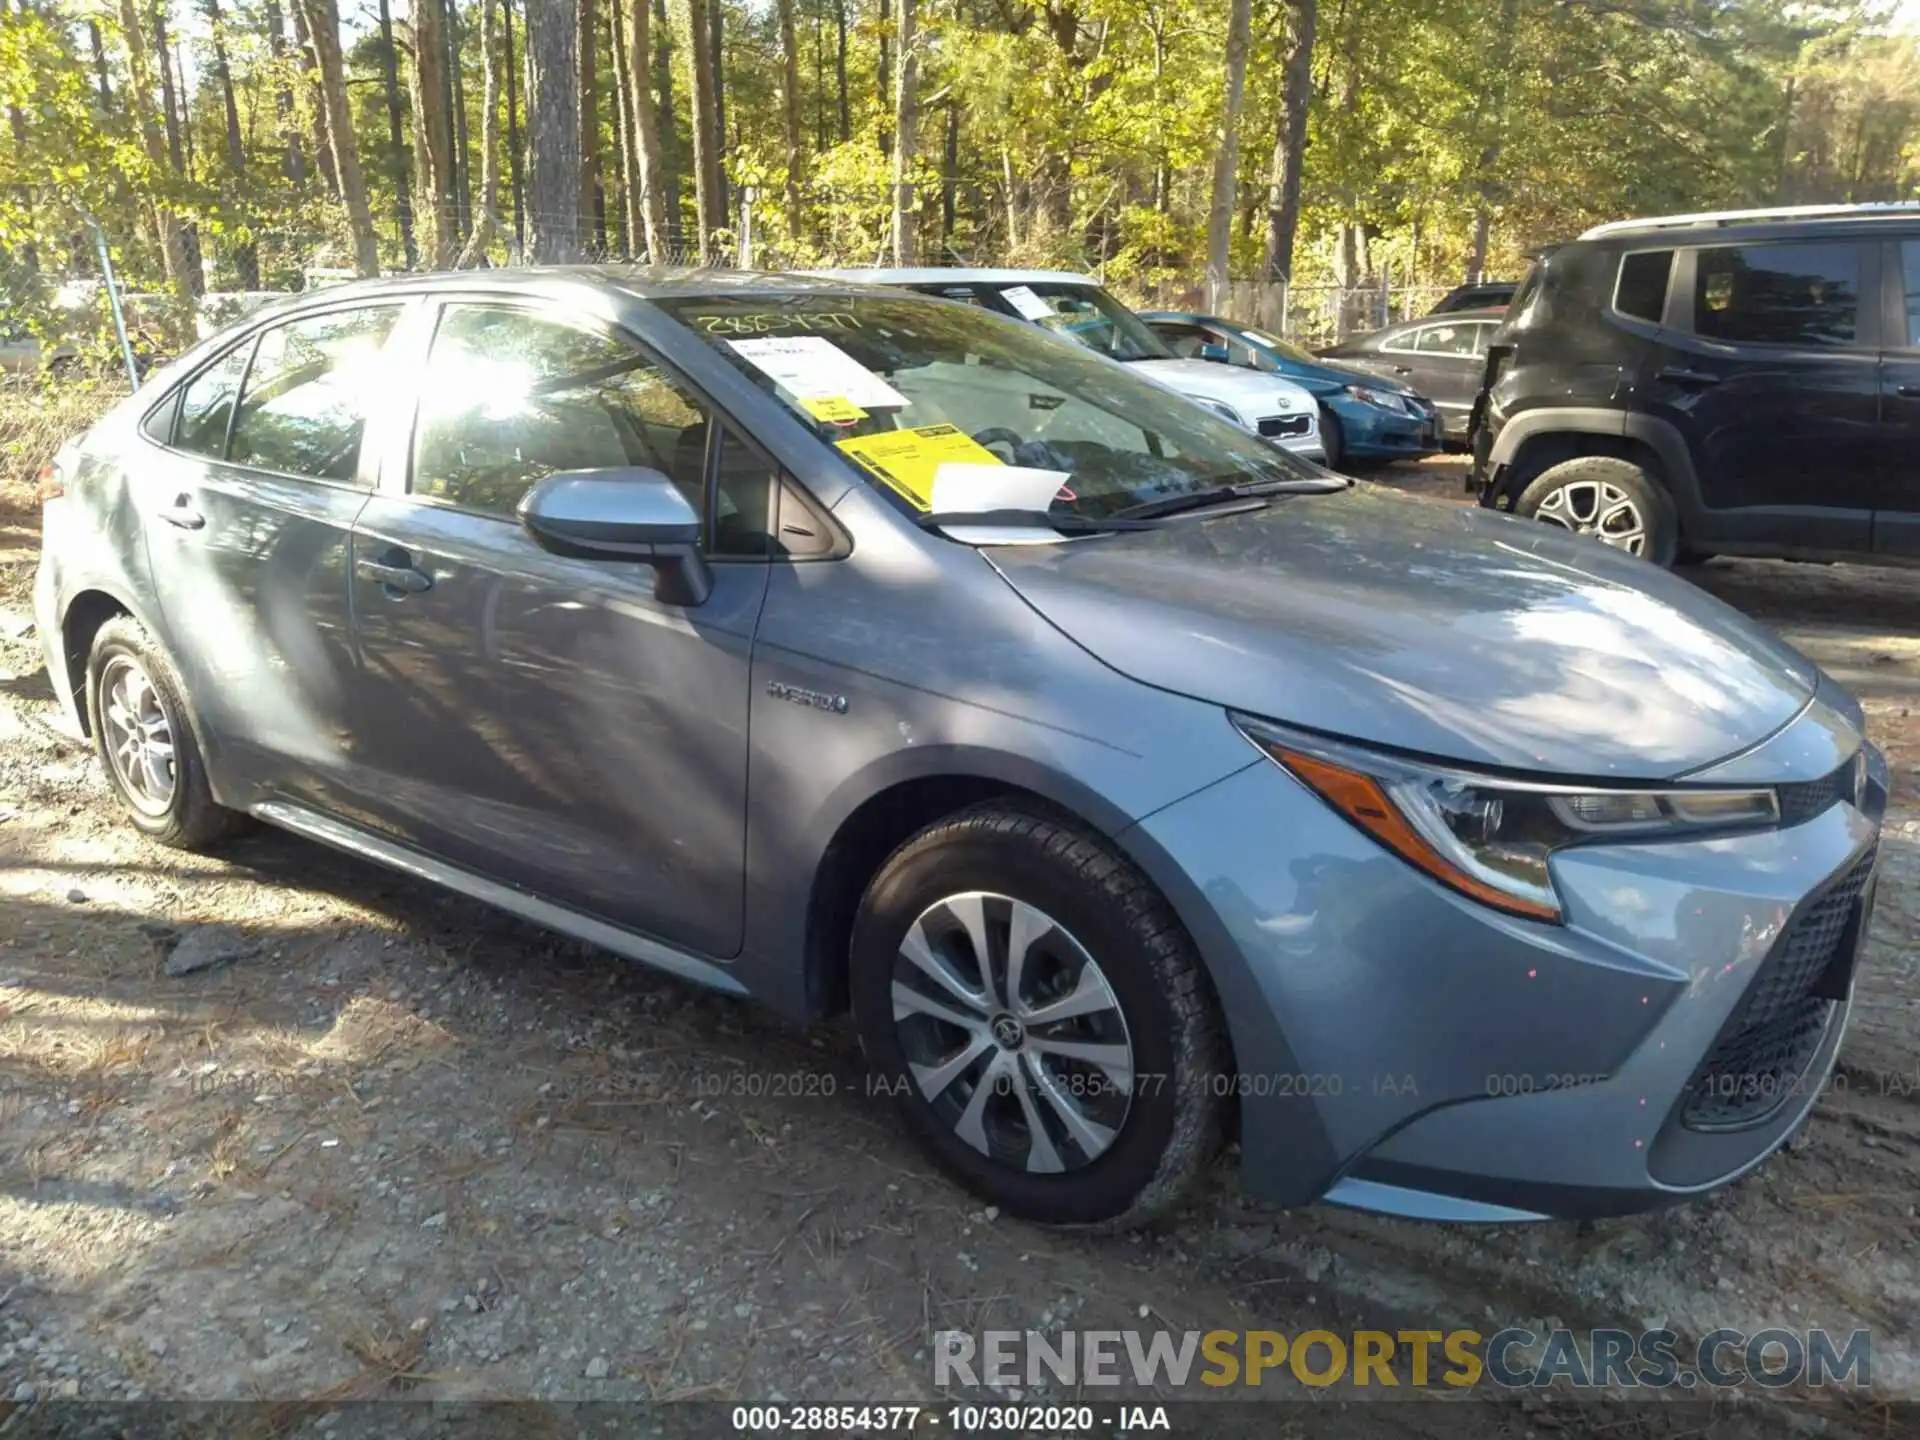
5,0,1920,307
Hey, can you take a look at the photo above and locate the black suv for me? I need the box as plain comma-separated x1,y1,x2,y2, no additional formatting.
1470,205,1920,567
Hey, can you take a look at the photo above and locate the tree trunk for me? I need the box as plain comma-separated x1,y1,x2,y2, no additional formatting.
626,0,669,259
300,0,383,276
526,0,582,261
290,0,340,195
263,0,306,184
835,0,848,142
503,0,525,250
458,0,505,265
875,0,889,157
88,20,113,107
412,0,459,265
1257,0,1316,327
1467,0,1520,283
115,0,191,297
449,1,474,233
939,100,958,253
376,0,418,266
611,0,639,253
203,0,262,288
707,0,726,227
1203,0,1252,311
653,0,680,239
677,0,720,261
775,0,802,245
888,0,916,264
578,0,604,247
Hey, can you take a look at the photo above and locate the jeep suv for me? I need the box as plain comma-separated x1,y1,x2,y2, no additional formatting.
1470,204,1920,567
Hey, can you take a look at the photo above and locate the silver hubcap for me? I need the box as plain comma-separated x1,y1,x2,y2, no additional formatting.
891,892,1134,1174
1532,479,1648,555
99,656,176,817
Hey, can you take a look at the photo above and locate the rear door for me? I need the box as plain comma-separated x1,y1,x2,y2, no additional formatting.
1390,320,1492,428
1633,238,1879,552
1874,236,1920,557
340,298,775,957
139,301,407,809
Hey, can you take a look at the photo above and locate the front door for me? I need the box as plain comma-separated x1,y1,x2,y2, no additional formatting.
138,302,406,809
1389,320,1493,428
343,299,772,957
1633,239,1880,552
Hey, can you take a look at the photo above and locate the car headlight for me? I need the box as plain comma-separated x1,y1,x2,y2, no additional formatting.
1192,396,1247,428
1345,383,1405,413
1235,715,1780,923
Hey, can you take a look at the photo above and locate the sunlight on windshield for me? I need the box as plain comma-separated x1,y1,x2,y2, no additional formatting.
659,294,1311,520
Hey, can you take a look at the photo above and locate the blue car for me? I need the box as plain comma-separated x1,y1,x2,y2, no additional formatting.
1142,311,1442,471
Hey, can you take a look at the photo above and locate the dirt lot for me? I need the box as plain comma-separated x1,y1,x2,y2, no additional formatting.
0,446,1915,1432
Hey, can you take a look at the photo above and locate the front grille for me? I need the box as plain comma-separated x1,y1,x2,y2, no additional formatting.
1258,414,1312,438
1777,753,1861,827
1679,845,1876,1130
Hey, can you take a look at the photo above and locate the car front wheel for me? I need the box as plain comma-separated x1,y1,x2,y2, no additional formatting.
850,803,1227,1228
85,616,246,850
1514,455,1679,566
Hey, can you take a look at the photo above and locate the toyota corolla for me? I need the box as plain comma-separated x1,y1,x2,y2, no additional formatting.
36,269,1885,1226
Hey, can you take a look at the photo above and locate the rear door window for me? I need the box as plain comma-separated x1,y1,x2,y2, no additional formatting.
227,306,402,481
1899,241,1920,347
1690,242,1861,347
1412,323,1481,357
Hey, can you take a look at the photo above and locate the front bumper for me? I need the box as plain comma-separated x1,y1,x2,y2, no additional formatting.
1338,399,1442,460
1125,729,1887,1221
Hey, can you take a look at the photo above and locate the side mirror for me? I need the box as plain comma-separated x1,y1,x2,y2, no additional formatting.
517,467,713,606
1198,343,1231,364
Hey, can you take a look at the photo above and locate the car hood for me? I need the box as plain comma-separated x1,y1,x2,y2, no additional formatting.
1125,357,1316,418
984,486,1821,779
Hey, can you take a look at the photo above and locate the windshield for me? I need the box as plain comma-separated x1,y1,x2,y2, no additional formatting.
1232,325,1315,365
986,281,1174,362
658,293,1315,520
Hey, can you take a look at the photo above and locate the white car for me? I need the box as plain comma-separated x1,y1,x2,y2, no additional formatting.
805,268,1325,462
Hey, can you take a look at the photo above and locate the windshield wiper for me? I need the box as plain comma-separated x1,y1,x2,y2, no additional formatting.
915,508,1161,534
1114,476,1350,521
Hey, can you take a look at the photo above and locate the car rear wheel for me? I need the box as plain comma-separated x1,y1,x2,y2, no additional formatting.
85,616,247,850
1514,455,1678,566
850,803,1227,1228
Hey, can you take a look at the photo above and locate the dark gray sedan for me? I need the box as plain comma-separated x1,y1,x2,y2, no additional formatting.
36,268,1886,1226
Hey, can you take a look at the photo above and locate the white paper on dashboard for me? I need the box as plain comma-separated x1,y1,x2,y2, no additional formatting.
929,462,1075,544
725,336,909,409
999,285,1056,322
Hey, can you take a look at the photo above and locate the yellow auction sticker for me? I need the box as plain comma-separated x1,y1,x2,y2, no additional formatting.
835,424,1002,510
800,396,868,423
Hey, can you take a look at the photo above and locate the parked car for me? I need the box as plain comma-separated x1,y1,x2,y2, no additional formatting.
38,269,1886,1228
1140,310,1441,470
1430,281,1517,314
807,268,1325,462
1318,309,1504,439
1472,203,1920,568
0,323,77,377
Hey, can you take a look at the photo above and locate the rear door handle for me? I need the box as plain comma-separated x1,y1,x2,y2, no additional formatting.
158,495,204,530
356,552,433,595
1657,366,1722,387
1895,384,1920,399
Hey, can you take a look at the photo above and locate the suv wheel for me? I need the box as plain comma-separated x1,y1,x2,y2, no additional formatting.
1515,455,1678,566
85,616,247,850
850,804,1227,1228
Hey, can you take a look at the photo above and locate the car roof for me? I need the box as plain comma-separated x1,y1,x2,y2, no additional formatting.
803,267,1098,287
1579,202,1920,241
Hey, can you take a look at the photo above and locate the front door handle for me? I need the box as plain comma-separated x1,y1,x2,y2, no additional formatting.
1390,364,1413,375
356,552,433,595
158,495,204,530
1895,384,1920,399
1657,366,1723,387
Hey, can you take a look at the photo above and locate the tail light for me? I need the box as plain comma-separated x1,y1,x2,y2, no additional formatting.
36,463,65,503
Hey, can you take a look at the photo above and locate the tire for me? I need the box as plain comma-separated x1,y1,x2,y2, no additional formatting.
85,615,247,850
1319,407,1345,472
850,803,1228,1228
1514,454,1679,567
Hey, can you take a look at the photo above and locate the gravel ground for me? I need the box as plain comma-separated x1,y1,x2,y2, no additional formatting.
0,455,1914,1433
